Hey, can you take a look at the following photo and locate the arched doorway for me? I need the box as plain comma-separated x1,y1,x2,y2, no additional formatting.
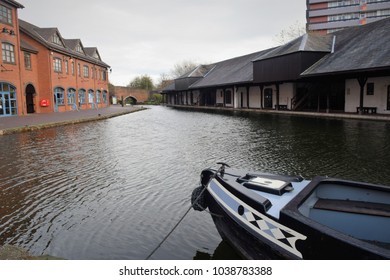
25,84,36,114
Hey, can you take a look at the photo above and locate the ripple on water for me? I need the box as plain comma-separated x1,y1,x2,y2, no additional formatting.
1,107,390,259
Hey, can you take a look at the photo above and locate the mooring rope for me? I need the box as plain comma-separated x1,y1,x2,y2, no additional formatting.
145,185,208,260
146,165,228,260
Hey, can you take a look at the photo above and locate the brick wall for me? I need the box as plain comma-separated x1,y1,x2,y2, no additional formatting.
113,86,151,103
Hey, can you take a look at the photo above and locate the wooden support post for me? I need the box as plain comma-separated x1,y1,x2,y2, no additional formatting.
260,85,264,109
276,83,280,111
246,86,250,109
357,76,368,114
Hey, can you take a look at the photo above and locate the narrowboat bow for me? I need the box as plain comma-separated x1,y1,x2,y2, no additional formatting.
192,163,390,259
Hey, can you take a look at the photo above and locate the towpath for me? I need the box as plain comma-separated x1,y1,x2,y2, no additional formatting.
0,105,146,135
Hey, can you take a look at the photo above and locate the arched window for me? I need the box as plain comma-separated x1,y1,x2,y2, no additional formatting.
103,91,108,104
88,89,94,104
67,88,76,105
54,87,65,105
78,89,86,104
96,90,101,104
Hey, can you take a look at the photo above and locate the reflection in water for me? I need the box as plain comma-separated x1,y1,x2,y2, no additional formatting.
193,241,242,260
1,106,390,259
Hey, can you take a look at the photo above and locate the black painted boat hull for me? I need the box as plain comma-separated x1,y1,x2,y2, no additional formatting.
196,166,390,259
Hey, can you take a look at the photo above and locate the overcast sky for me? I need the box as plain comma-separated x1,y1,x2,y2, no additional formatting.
19,0,307,86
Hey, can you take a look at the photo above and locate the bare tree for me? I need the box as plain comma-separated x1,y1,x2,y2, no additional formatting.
170,60,198,78
274,21,307,45
155,73,173,90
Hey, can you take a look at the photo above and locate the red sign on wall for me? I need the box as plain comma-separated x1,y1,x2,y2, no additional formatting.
40,99,50,107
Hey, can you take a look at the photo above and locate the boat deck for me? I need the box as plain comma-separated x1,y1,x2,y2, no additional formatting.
314,199,390,217
252,180,310,219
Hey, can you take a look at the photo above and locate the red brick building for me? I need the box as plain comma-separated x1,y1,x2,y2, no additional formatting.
1,0,110,117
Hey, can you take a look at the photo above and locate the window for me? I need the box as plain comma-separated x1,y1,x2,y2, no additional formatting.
328,13,359,22
24,52,32,70
2,43,15,64
52,33,63,46
225,90,232,104
367,83,374,95
65,60,69,74
375,9,390,17
328,1,360,8
67,88,76,105
103,91,108,104
76,44,83,53
53,58,62,72
71,61,75,75
78,63,81,77
264,88,273,109
96,90,101,104
83,65,89,78
78,89,86,104
54,87,65,105
88,90,94,104
102,70,107,81
0,83,17,116
0,4,12,24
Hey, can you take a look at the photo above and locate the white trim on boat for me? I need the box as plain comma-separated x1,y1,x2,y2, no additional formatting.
209,179,307,258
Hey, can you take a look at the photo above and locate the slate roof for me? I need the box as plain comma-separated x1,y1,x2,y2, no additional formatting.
190,48,276,89
84,47,102,60
161,81,175,92
302,17,390,77
63,39,83,52
4,0,24,8
178,64,216,79
18,19,110,68
165,17,390,92
20,40,38,53
253,33,333,62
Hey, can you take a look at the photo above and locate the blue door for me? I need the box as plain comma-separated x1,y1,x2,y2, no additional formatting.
0,83,17,116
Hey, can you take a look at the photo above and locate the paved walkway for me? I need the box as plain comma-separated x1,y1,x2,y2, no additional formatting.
0,105,146,135
170,105,390,122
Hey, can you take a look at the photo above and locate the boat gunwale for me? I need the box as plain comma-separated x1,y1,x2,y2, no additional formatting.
281,176,390,259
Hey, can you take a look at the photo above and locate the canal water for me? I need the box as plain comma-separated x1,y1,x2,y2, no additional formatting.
1,106,390,259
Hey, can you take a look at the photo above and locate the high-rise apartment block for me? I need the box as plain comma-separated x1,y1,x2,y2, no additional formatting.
307,0,390,33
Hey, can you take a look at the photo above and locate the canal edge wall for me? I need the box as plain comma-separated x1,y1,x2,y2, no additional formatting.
0,107,147,136
167,105,390,122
